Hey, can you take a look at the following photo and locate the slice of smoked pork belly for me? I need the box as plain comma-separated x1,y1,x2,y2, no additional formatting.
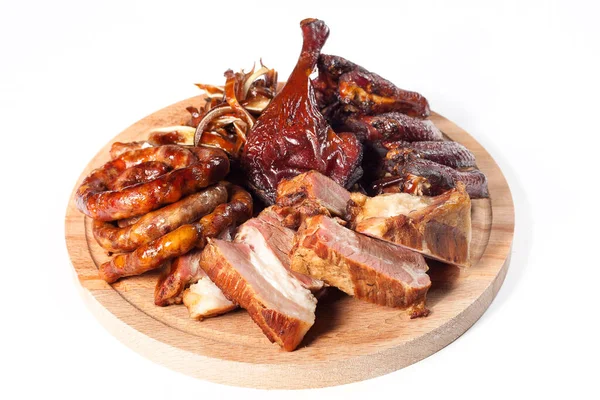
348,182,472,267
290,215,431,318
276,170,351,217
237,209,324,292
200,239,317,351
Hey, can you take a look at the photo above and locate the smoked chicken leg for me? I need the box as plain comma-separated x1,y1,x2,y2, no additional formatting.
242,18,363,204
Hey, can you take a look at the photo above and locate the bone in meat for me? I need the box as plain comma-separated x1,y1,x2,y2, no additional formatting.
313,54,431,119
242,19,363,204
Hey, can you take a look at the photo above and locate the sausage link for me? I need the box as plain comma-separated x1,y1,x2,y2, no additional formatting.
76,145,230,221
192,184,253,248
99,184,253,283
99,224,201,283
92,183,228,252
108,161,171,191
154,225,236,306
117,216,141,228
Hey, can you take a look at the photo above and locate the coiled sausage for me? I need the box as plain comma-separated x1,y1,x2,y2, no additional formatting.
76,145,229,221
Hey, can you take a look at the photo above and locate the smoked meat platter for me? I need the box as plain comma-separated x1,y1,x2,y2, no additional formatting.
65,94,515,389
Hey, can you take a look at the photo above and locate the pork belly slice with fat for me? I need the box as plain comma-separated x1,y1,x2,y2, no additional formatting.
291,215,431,318
348,182,472,267
238,209,324,292
200,239,317,351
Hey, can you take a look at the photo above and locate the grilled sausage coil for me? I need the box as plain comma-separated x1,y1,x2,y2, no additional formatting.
76,145,230,221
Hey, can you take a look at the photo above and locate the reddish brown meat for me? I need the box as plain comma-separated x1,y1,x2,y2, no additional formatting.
381,140,477,170
348,183,472,267
236,209,324,292
291,215,431,318
93,184,228,253
313,54,431,120
242,19,363,204
200,239,317,351
275,170,350,217
107,161,171,190
342,112,443,143
376,156,489,198
76,145,230,221
154,249,204,306
98,185,252,283
109,141,152,159
154,224,237,306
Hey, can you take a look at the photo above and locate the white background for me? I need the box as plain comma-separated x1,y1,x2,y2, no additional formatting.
1,0,599,398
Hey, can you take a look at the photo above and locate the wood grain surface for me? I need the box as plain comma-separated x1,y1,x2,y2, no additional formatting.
64,95,514,389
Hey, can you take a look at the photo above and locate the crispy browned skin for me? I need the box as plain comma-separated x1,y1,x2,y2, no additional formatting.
76,145,230,221
269,200,332,230
117,215,141,228
348,183,472,267
242,19,363,204
107,161,171,191
200,239,313,351
381,140,477,170
313,54,430,120
92,184,228,252
98,185,253,283
377,156,489,198
342,112,443,143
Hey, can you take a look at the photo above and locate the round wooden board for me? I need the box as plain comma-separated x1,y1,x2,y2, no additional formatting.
65,95,514,389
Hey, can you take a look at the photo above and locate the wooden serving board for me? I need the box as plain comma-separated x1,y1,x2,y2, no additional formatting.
65,95,514,389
